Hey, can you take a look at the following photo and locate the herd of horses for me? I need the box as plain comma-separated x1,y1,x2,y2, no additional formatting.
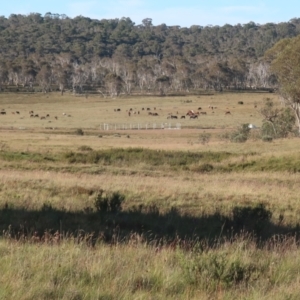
0,108,67,121
113,105,232,120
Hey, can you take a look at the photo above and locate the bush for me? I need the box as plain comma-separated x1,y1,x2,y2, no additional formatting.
75,128,84,136
199,132,211,145
94,190,125,213
181,251,259,290
238,101,244,105
218,132,231,141
230,124,250,143
78,145,93,151
194,163,214,173
262,135,273,142
260,98,296,139
231,134,248,143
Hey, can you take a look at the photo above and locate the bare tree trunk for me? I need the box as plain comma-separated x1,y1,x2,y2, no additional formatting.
293,103,300,136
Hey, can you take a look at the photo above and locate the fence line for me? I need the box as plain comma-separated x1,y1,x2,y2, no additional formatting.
100,123,181,130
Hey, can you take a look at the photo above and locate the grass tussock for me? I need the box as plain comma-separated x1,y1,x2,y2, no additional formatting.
1,234,300,299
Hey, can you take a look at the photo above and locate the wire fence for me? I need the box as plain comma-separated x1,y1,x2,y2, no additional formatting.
100,123,181,130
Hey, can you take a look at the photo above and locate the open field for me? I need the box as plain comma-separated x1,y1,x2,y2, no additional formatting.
1,91,300,299
0,91,264,130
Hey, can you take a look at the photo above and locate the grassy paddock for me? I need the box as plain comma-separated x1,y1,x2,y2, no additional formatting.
0,91,266,130
0,92,300,299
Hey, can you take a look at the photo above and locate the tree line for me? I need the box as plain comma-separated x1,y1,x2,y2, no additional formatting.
1,13,300,96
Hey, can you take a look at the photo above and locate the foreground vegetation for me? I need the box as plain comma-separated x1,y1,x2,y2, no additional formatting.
0,92,300,299
1,236,300,300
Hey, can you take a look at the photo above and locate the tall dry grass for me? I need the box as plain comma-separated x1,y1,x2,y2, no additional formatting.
0,92,300,299
1,235,300,299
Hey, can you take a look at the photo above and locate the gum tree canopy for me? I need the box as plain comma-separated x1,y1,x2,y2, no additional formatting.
265,36,300,134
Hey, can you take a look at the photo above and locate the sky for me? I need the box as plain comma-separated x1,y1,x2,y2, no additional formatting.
2,0,300,27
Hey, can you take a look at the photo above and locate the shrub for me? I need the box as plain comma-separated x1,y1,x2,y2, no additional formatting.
238,101,244,105
78,145,93,151
218,131,231,141
199,132,211,145
231,134,247,143
230,124,250,143
41,202,54,211
109,192,125,212
94,190,125,213
194,163,214,173
180,251,259,290
260,98,296,139
262,135,273,142
75,128,84,136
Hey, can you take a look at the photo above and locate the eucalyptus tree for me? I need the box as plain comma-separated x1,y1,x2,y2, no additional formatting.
105,73,123,97
265,36,300,134
36,64,53,93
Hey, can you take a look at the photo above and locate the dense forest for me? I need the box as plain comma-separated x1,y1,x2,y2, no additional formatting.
1,12,300,96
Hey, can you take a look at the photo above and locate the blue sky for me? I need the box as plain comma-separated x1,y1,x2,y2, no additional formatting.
2,0,299,27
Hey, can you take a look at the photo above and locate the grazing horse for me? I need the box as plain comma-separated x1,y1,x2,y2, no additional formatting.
186,110,195,116
190,114,198,119
181,115,185,119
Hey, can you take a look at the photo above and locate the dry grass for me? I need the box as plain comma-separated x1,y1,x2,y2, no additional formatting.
0,168,299,223
0,91,300,299
0,91,267,130
1,237,300,299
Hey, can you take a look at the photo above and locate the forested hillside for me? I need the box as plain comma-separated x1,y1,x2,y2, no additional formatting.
1,13,300,96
